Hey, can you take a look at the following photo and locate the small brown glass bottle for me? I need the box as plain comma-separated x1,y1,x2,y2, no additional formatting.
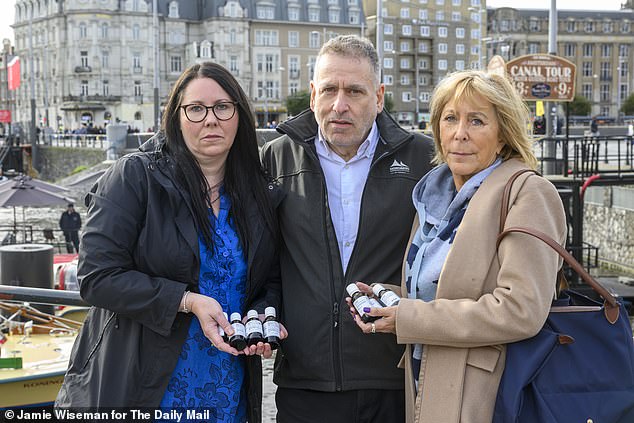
262,306,281,350
346,283,379,323
229,312,247,350
245,309,265,346
372,283,401,307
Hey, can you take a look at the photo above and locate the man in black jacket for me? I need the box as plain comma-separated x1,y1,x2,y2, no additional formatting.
261,35,434,422
59,203,81,253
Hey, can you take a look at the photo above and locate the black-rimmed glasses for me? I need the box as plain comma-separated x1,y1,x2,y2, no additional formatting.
180,101,239,123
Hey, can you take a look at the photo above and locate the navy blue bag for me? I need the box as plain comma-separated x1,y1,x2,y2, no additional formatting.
493,226,634,423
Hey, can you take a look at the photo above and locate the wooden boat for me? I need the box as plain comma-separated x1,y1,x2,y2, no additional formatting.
0,287,87,408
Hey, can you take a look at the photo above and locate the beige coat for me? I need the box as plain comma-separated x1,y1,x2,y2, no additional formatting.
396,159,567,423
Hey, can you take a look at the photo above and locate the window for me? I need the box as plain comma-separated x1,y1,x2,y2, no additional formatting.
582,83,592,100
400,8,410,18
436,11,444,21
456,28,465,38
600,62,610,79
384,40,394,51
619,44,629,57
265,54,277,73
419,43,428,53
81,51,88,67
471,29,480,39
583,44,593,57
257,5,275,19
400,75,410,85
619,62,628,78
438,59,448,70
102,80,109,96
79,23,87,39
400,57,410,68
528,43,539,54
438,43,448,54
289,31,299,48
620,83,628,102
453,0,461,4
384,24,393,34
170,55,182,73
134,81,142,97
309,32,320,49
200,41,212,58
230,56,238,74
329,8,340,23
566,20,576,33
420,59,429,70
384,57,394,69
600,83,609,102
101,23,108,39
402,92,412,102
288,56,299,78
133,53,142,70
455,60,465,70
101,51,109,68
582,62,592,77
584,21,595,33
168,1,179,18
621,21,630,33
419,9,428,20
400,41,410,52
255,30,278,46
288,6,300,20
601,44,611,58
602,21,613,33
456,44,465,55
438,27,448,37
384,74,393,85
564,43,576,57
133,24,140,40
402,25,412,36
308,6,320,22
349,11,360,24
451,12,461,22
229,30,236,45
421,26,430,36
81,80,88,96
529,19,540,32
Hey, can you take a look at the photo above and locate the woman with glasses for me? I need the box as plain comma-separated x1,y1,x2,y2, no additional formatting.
56,62,285,423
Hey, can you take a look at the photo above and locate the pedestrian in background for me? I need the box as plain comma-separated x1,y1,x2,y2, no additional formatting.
58,203,81,253
261,34,434,423
56,62,285,423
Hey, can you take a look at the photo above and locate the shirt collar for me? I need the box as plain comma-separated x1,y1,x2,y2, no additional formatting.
316,121,379,161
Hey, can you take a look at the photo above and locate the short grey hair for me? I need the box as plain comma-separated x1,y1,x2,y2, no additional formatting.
314,35,381,86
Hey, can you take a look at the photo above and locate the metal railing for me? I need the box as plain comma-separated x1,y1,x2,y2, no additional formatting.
37,133,109,149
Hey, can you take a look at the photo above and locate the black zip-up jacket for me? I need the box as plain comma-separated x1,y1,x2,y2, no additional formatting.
261,109,434,391
55,135,281,423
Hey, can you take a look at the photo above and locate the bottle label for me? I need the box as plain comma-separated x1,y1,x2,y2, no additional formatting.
231,322,246,337
352,296,372,315
369,297,384,308
263,320,280,338
246,320,263,335
381,291,400,307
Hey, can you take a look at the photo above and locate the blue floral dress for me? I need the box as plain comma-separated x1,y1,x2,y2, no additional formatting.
160,191,247,423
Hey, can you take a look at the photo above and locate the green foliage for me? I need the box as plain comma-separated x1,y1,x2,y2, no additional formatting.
70,165,88,175
384,95,394,113
286,90,311,116
621,93,634,115
568,95,591,116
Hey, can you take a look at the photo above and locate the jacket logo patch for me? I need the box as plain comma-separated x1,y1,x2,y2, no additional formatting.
389,159,410,175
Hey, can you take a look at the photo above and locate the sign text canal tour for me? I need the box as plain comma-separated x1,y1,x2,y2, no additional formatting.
506,54,576,102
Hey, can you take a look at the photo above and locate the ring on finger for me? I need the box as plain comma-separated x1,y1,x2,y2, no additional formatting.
371,322,376,334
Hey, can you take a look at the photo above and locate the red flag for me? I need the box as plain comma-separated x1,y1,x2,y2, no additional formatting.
7,56,20,91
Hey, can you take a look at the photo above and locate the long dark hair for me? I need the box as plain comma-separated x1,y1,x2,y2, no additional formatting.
161,62,275,252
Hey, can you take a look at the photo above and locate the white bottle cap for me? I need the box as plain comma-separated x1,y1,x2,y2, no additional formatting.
247,309,259,319
346,283,360,296
230,312,242,322
265,306,276,317
223,312,229,319
372,283,386,297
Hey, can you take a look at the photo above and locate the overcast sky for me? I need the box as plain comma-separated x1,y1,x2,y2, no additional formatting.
0,0,627,44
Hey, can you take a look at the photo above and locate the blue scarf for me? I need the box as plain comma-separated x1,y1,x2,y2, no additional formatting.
406,158,502,381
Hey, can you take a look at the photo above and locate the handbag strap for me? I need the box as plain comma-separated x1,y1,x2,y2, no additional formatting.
497,227,619,324
499,169,540,234
498,169,620,324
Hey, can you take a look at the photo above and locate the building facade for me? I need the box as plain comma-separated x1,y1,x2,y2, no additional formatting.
363,0,485,127
487,7,634,120
11,0,364,134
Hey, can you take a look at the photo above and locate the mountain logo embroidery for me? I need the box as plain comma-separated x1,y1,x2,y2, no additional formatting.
389,159,410,175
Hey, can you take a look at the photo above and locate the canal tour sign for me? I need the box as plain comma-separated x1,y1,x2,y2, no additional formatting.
506,54,576,102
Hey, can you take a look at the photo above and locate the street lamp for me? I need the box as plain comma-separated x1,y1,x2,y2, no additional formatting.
468,6,485,69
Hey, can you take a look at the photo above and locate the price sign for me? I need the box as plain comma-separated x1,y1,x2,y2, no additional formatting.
506,54,576,102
